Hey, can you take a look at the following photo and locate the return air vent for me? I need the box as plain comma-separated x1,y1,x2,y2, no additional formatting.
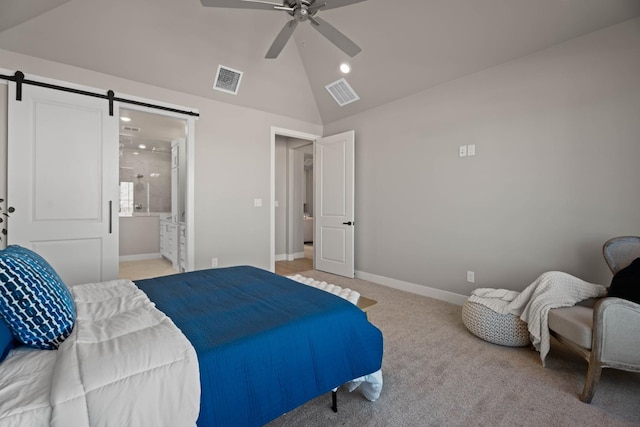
325,78,359,107
121,126,141,132
213,65,243,95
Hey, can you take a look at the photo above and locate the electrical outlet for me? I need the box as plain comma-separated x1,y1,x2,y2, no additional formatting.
212,257,218,268
458,145,467,157
466,271,475,283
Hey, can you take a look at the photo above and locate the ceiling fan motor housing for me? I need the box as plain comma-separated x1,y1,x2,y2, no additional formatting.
294,7,309,21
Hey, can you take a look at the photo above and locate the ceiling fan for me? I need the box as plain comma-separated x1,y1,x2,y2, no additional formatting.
200,0,367,59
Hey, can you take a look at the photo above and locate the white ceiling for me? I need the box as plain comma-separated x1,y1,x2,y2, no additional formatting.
1,0,639,125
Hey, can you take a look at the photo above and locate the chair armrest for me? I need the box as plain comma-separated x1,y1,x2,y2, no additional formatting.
592,297,640,370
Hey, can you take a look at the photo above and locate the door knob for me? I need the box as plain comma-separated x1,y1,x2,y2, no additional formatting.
342,221,353,226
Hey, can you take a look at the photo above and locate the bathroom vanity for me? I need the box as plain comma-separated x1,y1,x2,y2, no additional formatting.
160,218,185,272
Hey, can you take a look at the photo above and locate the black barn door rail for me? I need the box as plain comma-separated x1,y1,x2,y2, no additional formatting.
0,70,199,118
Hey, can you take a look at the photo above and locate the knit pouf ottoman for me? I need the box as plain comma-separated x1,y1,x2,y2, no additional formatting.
462,300,530,347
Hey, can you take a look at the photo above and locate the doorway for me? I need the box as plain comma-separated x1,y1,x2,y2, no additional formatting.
118,108,187,279
116,104,196,276
274,136,314,274
271,128,356,278
270,127,320,273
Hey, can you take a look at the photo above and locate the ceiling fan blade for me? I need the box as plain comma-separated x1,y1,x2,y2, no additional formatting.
265,19,299,59
309,17,361,57
241,0,283,4
321,0,367,11
242,0,294,10
200,0,285,11
307,2,326,13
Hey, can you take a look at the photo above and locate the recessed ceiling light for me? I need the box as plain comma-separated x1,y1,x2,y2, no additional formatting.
133,152,139,155
138,144,146,149
340,63,351,74
120,117,131,122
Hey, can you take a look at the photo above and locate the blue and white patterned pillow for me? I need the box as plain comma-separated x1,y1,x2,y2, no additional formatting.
0,246,75,350
3,245,75,312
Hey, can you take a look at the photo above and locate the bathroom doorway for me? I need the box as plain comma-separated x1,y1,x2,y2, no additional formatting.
118,108,188,278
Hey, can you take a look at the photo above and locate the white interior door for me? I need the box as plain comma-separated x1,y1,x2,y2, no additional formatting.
314,130,355,278
7,82,119,285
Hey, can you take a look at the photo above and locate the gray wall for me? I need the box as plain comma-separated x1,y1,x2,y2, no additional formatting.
274,135,287,257
288,139,313,256
303,149,313,217
324,18,640,295
290,146,305,255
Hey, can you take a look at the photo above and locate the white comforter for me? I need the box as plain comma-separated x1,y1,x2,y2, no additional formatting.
0,279,200,427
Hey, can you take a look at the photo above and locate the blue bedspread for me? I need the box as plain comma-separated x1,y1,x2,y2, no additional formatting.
136,266,383,427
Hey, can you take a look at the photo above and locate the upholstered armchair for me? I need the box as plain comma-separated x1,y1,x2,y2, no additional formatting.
548,236,640,403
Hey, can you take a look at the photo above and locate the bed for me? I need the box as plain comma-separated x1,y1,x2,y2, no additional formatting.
137,266,383,426
0,247,384,427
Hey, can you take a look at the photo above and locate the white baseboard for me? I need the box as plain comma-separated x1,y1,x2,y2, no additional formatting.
287,252,305,261
119,253,162,262
355,270,468,306
275,253,306,261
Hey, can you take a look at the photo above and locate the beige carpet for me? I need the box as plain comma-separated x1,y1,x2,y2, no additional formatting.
267,270,640,427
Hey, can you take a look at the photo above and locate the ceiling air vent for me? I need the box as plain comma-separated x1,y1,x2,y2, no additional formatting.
121,126,141,132
325,78,359,107
213,65,243,95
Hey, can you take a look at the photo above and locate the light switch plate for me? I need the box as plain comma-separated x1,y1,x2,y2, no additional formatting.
466,271,475,283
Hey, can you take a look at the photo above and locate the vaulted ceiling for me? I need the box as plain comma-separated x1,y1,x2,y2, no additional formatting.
1,0,639,125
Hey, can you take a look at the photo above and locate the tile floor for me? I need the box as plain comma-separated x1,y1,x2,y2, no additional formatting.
119,258,178,281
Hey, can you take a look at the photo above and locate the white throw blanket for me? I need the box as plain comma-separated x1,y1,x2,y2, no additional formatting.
50,280,200,427
469,271,607,365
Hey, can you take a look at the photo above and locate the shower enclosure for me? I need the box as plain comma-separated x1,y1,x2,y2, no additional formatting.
119,152,171,215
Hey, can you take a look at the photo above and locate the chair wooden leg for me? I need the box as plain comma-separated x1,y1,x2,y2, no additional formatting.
579,361,602,403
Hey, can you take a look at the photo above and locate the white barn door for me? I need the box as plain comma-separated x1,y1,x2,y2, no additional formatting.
314,131,355,278
7,82,119,285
